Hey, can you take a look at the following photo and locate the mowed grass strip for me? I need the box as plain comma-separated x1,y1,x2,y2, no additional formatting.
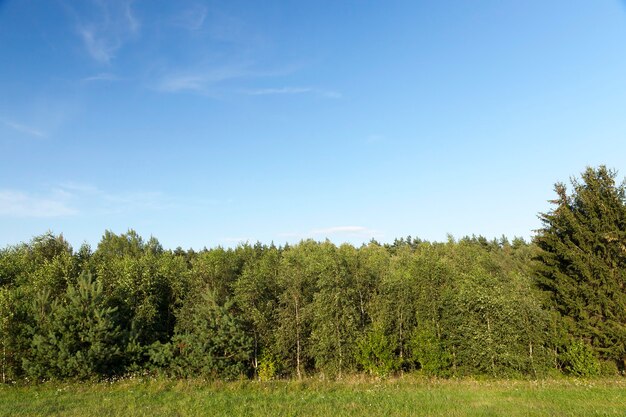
2,377,626,417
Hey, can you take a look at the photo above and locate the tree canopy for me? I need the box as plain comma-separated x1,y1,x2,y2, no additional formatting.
0,166,624,382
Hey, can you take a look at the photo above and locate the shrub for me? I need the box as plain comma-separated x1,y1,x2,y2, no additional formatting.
356,327,400,377
257,352,277,381
411,326,451,377
598,360,619,377
562,340,600,377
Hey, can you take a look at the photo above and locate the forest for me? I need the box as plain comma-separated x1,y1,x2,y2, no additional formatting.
1,166,625,383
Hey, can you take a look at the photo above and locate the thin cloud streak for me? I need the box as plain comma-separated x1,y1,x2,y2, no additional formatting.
1,119,46,138
0,190,77,218
245,87,342,99
155,74,212,93
81,72,119,83
57,182,171,214
172,4,208,31
72,0,140,64
78,27,115,63
0,183,176,219
154,65,253,93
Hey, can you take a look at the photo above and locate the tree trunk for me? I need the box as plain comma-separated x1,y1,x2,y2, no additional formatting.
295,296,302,380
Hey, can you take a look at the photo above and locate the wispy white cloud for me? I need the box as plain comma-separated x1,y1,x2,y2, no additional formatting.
1,119,46,138
0,190,77,218
81,72,119,83
244,87,342,99
0,183,174,219
154,64,256,94
1,96,78,139
172,4,208,31
123,0,140,33
57,182,170,214
71,0,140,64
155,74,211,93
78,27,114,63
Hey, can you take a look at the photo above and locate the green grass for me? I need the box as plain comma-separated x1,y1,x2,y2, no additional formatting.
2,376,626,416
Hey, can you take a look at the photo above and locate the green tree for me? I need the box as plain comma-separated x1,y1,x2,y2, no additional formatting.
442,241,552,376
369,246,417,369
169,289,253,379
92,231,187,355
275,241,319,379
309,243,360,378
0,287,27,383
189,247,242,304
24,273,123,380
534,166,626,369
233,246,281,377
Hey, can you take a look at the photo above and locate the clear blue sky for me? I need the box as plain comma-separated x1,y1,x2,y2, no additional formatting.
2,0,626,250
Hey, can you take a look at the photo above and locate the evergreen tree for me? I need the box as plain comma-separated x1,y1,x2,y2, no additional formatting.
534,166,626,369
169,289,252,379
24,273,123,380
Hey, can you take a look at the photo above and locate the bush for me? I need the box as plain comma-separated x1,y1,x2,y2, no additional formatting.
257,352,277,381
598,360,619,377
411,326,451,377
356,328,401,377
562,340,600,377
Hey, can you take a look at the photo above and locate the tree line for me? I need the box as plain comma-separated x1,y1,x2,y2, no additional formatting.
1,166,625,382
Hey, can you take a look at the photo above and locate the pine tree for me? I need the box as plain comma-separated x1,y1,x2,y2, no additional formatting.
534,166,626,369
170,289,252,379
24,273,123,380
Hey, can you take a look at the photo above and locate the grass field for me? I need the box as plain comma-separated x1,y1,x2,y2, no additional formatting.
2,376,626,416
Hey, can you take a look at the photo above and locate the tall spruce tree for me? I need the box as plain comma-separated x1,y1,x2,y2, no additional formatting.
534,166,626,369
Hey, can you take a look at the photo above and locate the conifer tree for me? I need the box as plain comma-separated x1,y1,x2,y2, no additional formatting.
534,166,626,369
170,289,252,379
24,273,123,380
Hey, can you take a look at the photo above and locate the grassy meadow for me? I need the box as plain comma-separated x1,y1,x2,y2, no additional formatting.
2,377,626,417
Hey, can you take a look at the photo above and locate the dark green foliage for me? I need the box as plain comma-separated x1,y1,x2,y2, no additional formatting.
169,290,253,379
0,287,29,382
535,166,626,369
23,273,123,380
91,231,188,362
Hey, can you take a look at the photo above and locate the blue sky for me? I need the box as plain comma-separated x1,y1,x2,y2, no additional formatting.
1,0,626,250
